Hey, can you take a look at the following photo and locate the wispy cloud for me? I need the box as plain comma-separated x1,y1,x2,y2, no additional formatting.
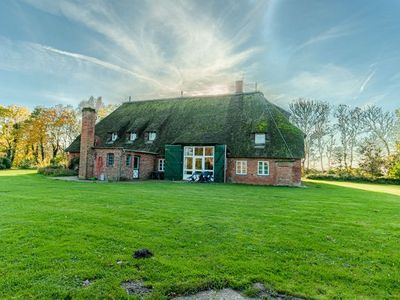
359,69,375,94
293,14,362,52
20,0,268,99
39,44,166,88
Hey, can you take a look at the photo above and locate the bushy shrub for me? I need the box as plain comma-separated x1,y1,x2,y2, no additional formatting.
388,162,400,179
68,157,79,171
18,159,37,169
49,155,67,168
38,166,77,177
303,168,320,176
0,157,11,169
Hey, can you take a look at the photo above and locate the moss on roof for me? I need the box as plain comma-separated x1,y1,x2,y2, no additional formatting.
66,92,304,159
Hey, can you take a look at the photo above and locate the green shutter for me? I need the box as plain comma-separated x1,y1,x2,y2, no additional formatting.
214,144,226,183
165,145,183,181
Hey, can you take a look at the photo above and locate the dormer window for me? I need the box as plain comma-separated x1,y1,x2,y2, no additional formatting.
111,132,118,142
148,131,156,141
129,132,137,142
255,133,266,145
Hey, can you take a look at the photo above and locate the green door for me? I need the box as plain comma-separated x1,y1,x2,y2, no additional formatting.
214,144,226,183
165,145,183,180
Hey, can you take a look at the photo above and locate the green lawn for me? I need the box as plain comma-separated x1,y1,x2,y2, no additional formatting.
0,170,399,299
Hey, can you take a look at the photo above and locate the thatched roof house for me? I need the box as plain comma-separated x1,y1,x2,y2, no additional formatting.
67,85,304,185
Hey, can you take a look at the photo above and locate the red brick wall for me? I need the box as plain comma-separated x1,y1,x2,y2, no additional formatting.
93,149,156,181
68,152,80,162
226,158,301,186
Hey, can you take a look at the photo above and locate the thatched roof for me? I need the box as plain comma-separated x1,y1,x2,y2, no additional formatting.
66,92,304,158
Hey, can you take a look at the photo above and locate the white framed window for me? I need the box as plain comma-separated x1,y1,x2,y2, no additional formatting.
183,146,214,179
129,132,137,141
235,160,247,175
255,133,266,145
158,159,165,171
148,131,156,141
111,132,118,142
257,161,269,176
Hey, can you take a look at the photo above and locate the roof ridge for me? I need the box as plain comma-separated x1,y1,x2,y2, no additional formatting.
122,91,263,104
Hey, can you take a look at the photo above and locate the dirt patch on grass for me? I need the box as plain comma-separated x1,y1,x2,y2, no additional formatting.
172,283,304,300
121,280,152,297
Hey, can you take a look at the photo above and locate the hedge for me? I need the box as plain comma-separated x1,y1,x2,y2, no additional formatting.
38,166,78,177
306,174,400,185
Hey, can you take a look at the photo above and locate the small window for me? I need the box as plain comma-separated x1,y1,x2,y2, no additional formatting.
255,133,266,145
107,153,114,167
148,131,156,141
111,132,118,142
236,160,247,175
126,155,132,167
129,132,137,141
258,161,269,176
158,158,165,171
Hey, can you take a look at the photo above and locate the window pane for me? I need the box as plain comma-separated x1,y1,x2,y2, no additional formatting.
204,147,214,156
107,153,114,166
133,156,140,169
264,162,269,175
255,133,266,144
185,157,193,169
130,133,136,141
195,147,203,156
236,161,240,174
195,158,202,170
126,155,131,166
205,157,214,170
184,147,193,156
159,159,165,171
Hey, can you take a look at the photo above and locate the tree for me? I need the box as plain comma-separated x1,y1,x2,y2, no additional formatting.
334,105,364,168
0,105,30,164
46,105,79,158
325,129,336,170
22,107,50,164
289,98,330,170
78,96,119,122
312,103,331,171
362,105,396,155
358,139,384,177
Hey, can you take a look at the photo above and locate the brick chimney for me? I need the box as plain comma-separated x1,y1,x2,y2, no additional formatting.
235,80,243,94
79,107,96,179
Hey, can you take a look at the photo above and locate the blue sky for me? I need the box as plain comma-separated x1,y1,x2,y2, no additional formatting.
0,0,399,110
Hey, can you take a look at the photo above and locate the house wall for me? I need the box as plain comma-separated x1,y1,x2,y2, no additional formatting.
226,158,301,186
68,152,80,161
93,149,156,181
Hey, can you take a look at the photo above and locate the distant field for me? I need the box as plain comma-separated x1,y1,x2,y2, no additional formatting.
0,170,399,299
